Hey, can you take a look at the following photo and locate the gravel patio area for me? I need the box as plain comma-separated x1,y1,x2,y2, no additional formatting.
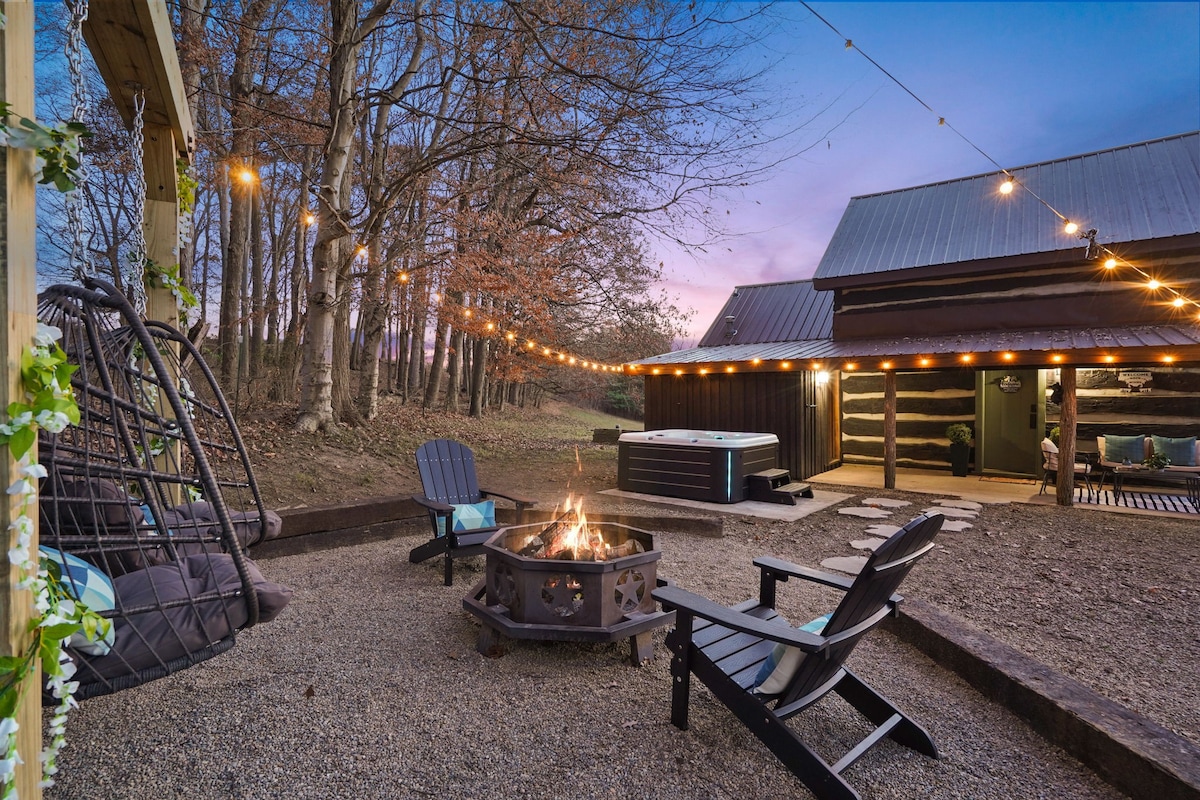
42,488,1160,800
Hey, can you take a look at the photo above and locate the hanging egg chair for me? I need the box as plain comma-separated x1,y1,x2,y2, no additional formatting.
36,278,291,700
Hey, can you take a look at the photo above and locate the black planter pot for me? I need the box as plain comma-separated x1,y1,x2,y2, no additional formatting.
949,442,971,477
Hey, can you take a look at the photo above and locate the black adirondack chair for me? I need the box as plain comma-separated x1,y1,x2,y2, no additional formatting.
409,439,536,586
652,512,944,800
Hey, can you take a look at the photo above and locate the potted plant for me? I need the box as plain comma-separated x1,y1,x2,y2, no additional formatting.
946,423,973,477
1142,452,1171,471
1048,425,1061,445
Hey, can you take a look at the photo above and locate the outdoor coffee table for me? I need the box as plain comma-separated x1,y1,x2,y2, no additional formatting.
1106,466,1200,511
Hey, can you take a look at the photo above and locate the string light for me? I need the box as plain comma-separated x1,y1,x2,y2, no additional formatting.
999,177,1014,194
1104,258,1117,269
1063,221,1078,235
302,212,316,225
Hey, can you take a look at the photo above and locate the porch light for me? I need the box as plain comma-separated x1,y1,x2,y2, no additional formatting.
880,361,892,370
652,368,660,374
919,357,930,367
699,368,708,375
1051,354,1063,363
781,361,791,369
752,358,762,365
845,363,857,371
675,369,684,376
726,366,735,373
960,354,973,363
1104,355,1116,363
1162,355,1175,364
1001,352,1014,361
816,371,831,385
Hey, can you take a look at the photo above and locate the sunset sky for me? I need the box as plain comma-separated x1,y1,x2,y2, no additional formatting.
661,2,1200,344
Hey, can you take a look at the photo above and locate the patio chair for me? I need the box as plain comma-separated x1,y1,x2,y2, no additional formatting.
37,279,291,700
1039,438,1095,499
652,512,944,800
409,439,536,586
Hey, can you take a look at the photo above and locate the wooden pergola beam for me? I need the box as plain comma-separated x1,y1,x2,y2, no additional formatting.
82,0,194,160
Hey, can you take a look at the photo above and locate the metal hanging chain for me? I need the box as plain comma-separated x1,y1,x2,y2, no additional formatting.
65,0,92,281
127,88,149,315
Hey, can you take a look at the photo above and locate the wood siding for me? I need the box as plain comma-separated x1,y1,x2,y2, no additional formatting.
1049,367,1200,447
642,371,838,480
831,257,1199,340
841,370,976,470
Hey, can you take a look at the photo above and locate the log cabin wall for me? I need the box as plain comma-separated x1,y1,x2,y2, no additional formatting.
830,255,1198,340
840,369,976,471
642,371,839,480
1048,367,1200,449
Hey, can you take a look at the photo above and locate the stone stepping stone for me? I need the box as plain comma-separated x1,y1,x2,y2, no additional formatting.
838,507,893,519
934,499,983,510
820,555,868,575
862,497,911,508
923,506,978,519
850,537,887,552
940,520,974,532
865,524,902,537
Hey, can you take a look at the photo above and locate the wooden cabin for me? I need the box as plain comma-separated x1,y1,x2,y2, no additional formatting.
631,131,1200,481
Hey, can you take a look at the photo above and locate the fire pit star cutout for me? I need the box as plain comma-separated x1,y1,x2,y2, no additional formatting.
541,574,584,616
615,569,645,611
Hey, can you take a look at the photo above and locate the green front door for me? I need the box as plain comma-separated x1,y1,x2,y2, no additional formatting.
977,369,1043,477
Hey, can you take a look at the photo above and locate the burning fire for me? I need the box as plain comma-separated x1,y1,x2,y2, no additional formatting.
518,494,643,562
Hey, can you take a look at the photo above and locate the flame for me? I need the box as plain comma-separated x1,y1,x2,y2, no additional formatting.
543,494,609,561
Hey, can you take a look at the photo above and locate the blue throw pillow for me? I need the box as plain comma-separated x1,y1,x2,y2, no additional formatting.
39,546,116,656
1151,435,1197,467
1104,434,1146,464
752,613,833,695
435,500,496,537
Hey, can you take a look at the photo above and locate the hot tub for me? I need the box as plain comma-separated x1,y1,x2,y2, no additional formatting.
616,430,779,503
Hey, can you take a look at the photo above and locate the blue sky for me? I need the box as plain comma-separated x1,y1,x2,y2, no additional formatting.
662,1,1200,343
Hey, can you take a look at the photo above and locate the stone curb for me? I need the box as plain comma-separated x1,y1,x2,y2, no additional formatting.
888,598,1200,800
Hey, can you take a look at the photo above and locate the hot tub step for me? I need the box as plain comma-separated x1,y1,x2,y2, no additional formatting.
747,471,814,504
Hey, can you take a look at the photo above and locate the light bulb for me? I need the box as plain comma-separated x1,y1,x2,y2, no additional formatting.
999,178,1014,194
1148,279,1161,290
1063,221,1078,235
1104,258,1117,269
1173,297,1186,307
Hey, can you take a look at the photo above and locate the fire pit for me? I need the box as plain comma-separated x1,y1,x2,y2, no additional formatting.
463,498,673,665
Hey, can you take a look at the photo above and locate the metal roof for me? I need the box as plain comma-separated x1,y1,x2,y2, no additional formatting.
814,132,1200,286
696,279,832,346
630,322,1200,369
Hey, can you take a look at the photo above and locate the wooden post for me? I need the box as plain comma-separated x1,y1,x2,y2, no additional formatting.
883,369,897,489
1,4,43,796
1056,367,1077,507
143,123,181,326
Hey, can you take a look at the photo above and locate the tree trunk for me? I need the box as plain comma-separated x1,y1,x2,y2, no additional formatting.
469,336,488,417
1056,367,1078,507
423,315,451,408
445,327,463,411
298,0,394,430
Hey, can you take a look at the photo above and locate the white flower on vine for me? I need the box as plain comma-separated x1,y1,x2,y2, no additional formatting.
33,323,62,348
19,463,46,480
8,515,33,537
34,410,71,433
6,477,33,497
7,547,26,566
7,410,32,430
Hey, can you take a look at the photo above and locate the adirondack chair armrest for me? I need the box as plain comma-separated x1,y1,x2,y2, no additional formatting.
754,556,856,591
479,488,536,509
652,585,828,653
412,494,454,515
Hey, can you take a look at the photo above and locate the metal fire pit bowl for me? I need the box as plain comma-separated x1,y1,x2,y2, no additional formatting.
463,522,674,665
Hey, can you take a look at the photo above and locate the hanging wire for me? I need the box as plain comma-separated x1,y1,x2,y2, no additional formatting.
801,2,1077,225
65,0,92,281
127,88,149,316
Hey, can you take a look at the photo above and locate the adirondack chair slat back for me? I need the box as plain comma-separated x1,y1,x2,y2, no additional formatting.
781,512,943,705
416,439,483,505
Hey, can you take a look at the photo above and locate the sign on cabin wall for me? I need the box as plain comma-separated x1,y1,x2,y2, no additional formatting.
1118,370,1153,393
998,375,1022,393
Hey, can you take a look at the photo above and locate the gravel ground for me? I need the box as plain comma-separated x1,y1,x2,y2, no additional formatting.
43,487,1162,800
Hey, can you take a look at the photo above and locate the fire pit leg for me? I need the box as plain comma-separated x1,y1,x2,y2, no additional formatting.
477,624,505,658
629,631,654,666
